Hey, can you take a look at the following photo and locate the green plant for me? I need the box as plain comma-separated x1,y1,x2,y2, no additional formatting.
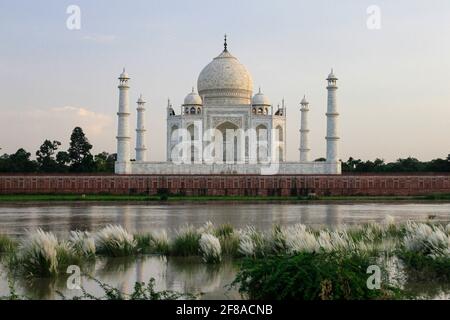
218,232,240,257
215,224,234,238
170,225,201,256
57,277,196,300
95,225,137,257
56,241,81,269
199,233,222,263
68,231,96,258
398,251,450,281
20,229,59,277
0,234,17,253
233,252,403,300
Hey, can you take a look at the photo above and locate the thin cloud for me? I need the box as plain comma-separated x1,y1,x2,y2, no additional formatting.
81,34,117,43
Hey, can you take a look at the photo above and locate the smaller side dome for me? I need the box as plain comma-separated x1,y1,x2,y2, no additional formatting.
183,88,203,106
252,88,271,106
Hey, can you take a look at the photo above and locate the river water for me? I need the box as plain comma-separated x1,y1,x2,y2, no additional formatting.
0,202,449,299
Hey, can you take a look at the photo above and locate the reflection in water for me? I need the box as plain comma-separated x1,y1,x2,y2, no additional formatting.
325,205,341,227
1,203,449,237
0,255,240,300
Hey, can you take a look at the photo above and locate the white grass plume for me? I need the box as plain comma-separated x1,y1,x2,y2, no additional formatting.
404,222,450,258
199,233,222,263
238,226,266,257
197,221,215,235
69,230,96,258
95,225,137,256
21,228,59,276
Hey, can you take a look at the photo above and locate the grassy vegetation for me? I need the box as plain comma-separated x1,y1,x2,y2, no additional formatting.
233,253,402,300
95,225,137,257
0,220,449,301
1,193,450,203
0,234,17,253
231,220,450,300
170,225,201,256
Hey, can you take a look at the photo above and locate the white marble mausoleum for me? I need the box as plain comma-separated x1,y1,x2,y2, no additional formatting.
115,37,341,175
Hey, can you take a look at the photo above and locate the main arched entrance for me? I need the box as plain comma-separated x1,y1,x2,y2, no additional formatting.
216,121,239,163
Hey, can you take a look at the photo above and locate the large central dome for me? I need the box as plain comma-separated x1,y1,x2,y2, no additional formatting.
197,48,253,104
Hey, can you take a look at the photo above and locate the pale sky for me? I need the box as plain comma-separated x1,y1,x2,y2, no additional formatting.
0,0,449,162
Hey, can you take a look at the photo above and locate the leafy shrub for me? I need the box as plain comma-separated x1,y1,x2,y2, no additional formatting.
233,252,402,300
399,251,450,281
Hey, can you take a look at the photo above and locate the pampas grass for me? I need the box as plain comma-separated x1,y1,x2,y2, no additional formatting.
20,229,59,277
199,233,222,263
1,221,449,280
171,224,201,256
197,221,215,235
218,231,240,257
136,230,170,255
150,230,170,255
238,227,268,257
403,222,449,258
56,240,80,268
282,224,320,254
0,234,17,253
95,225,137,257
382,215,396,227
69,231,96,258
214,224,234,238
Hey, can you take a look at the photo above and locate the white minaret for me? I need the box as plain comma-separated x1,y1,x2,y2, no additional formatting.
299,95,310,162
115,68,132,174
135,94,147,162
325,69,339,163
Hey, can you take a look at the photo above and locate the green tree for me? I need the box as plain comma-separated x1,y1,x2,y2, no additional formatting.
94,152,116,172
68,127,94,172
1,149,38,172
36,140,61,172
0,153,10,172
56,151,71,172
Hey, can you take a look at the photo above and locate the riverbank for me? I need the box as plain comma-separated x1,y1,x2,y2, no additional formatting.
1,193,450,203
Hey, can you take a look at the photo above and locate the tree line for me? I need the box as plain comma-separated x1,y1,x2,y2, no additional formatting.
340,156,450,173
1,127,449,173
314,155,450,173
0,127,116,173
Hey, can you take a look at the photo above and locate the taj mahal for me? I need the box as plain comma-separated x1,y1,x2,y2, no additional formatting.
115,37,341,175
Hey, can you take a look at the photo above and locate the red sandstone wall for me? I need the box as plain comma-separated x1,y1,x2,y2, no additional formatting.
1,174,450,196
